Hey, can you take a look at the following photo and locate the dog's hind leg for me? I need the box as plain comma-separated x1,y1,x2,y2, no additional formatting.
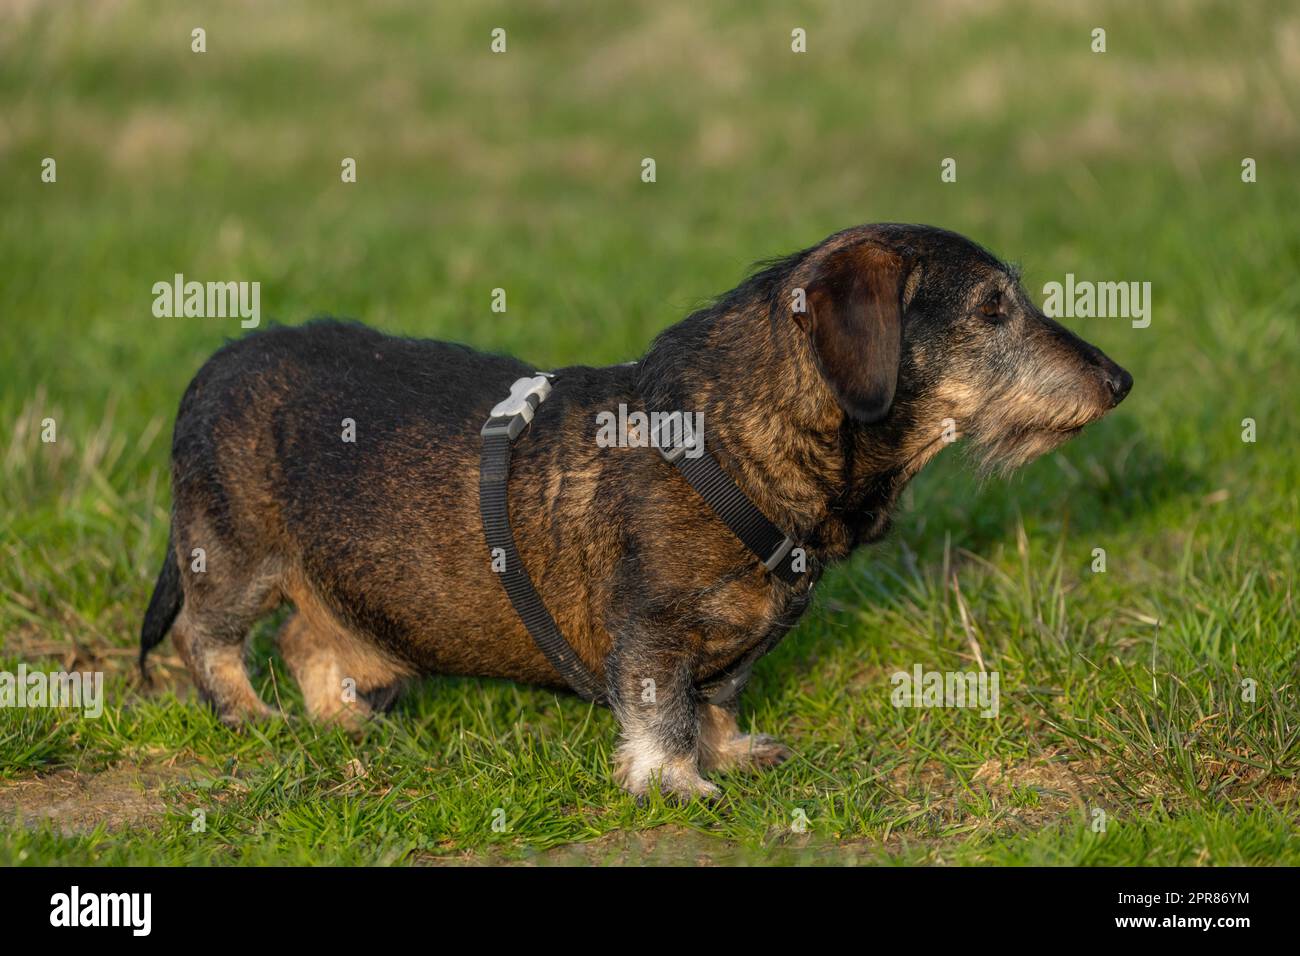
697,702,791,774
171,555,281,726
277,588,412,731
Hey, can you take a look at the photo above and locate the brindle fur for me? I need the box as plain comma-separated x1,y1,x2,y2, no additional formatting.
140,223,1131,801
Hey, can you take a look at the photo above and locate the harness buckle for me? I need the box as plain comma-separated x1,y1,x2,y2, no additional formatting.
481,375,553,440
649,410,700,465
763,535,796,573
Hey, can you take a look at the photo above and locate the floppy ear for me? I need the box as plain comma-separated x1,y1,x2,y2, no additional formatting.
800,244,910,424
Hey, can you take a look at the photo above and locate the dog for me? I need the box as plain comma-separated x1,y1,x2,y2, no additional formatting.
140,223,1132,801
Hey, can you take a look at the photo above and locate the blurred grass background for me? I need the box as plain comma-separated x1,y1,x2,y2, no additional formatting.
1,0,1298,864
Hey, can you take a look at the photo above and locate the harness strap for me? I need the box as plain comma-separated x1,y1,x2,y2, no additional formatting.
479,376,607,703
648,411,803,584
478,375,808,705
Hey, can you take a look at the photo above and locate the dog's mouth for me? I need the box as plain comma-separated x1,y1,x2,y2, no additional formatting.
1037,402,1117,436
1040,422,1085,436
1022,416,1100,447
923,394,1115,478
963,414,1098,476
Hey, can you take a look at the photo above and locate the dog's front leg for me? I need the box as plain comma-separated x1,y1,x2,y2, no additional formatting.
698,700,792,774
606,625,718,803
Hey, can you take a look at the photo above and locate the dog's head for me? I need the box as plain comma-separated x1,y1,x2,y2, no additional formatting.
796,224,1132,474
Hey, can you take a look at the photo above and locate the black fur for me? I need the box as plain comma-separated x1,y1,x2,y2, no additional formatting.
139,531,181,677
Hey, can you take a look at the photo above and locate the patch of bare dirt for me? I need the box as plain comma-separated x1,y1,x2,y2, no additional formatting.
0,763,193,835
419,826,727,866
419,825,869,867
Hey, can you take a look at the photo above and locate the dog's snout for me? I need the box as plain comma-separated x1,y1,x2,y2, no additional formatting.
1035,312,1133,409
1102,364,1133,406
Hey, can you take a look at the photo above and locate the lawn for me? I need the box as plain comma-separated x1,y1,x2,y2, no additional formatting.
1,0,1297,865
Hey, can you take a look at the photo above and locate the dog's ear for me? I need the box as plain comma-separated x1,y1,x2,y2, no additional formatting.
799,244,911,424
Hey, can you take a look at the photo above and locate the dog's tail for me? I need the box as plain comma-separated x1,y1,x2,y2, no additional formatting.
139,531,182,681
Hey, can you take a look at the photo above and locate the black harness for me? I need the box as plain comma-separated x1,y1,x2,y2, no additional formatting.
478,374,808,706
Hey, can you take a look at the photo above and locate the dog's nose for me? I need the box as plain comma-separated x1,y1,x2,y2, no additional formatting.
1103,365,1133,405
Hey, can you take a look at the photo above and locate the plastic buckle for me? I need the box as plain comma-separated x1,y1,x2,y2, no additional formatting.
481,375,553,440
763,536,796,573
650,410,700,465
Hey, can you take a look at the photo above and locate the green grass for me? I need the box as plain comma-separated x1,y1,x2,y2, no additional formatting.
1,0,1297,865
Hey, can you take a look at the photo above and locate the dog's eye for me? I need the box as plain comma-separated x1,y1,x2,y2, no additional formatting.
979,291,1005,321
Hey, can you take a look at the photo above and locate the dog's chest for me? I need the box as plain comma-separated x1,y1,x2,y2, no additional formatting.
692,571,819,681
